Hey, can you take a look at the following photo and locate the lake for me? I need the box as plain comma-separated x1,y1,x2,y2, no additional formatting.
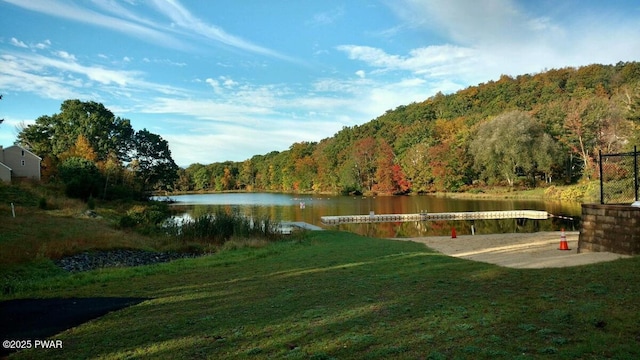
159,193,582,238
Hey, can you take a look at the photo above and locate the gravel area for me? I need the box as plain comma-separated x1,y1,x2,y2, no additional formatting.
54,249,198,272
392,231,630,268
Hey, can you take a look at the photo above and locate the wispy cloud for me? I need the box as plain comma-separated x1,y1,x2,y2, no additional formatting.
0,49,184,103
10,37,28,48
34,39,51,49
307,7,345,26
142,57,187,67
55,50,76,61
148,0,296,61
336,44,477,77
2,0,294,60
0,54,81,100
2,0,185,49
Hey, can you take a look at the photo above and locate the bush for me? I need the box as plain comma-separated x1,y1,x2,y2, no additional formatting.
117,202,172,233
118,215,138,228
38,197,48,210
58,157,104,200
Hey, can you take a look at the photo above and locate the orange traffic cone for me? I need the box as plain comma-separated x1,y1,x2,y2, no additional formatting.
558,228,570,250
451,227,457,239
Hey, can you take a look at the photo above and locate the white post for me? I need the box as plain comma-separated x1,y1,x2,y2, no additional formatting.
11,202,15,218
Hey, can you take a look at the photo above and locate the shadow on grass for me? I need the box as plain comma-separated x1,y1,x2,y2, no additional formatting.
0,297,149,357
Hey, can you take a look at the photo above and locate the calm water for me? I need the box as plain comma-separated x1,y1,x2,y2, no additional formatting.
160,193,582,238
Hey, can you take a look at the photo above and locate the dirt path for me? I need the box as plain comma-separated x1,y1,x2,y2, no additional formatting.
392,231,630,268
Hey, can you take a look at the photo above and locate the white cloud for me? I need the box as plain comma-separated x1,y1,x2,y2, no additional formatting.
34,39,51,49
205,78,221,94
10,37,28,48
355,70,366,78
337,44,477,78
362,0,640,88
0,54,83,99
0,50,186,104
221,77,237,87
55,51,77,61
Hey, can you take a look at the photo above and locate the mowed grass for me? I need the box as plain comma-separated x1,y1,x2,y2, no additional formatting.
3,228,640,359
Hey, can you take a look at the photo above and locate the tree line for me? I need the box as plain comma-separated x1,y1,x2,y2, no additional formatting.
14,62,640,198
175,62,640,195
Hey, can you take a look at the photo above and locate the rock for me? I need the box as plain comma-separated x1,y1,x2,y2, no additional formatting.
54,249,198,272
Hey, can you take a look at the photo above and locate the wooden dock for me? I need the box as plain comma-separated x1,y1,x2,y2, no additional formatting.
321,210,549,225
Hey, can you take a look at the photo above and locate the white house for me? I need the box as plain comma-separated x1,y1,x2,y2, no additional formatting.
0,145,42,182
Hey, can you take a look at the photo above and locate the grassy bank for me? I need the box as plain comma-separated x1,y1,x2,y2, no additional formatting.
2,230,639,359
2,182,637,359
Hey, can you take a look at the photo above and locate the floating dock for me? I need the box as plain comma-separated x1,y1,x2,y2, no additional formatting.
279,221,324,234
321,210,549,225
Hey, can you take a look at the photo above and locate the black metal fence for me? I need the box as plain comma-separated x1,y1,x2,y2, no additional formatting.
599,146,639,204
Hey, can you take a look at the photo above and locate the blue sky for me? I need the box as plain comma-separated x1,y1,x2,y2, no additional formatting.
1,0,640,167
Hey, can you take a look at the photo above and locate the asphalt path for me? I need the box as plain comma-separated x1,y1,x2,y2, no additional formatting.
0,297,148,357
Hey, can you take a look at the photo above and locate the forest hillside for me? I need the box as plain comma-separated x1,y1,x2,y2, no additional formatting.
176,62,640,196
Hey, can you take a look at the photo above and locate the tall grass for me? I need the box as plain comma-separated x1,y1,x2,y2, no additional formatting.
165,208,282,245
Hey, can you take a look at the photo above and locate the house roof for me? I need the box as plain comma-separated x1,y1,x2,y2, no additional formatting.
0,161,11,171
3,145,42,160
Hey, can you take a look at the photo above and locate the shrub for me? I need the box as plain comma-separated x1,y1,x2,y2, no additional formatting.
38,197,47,210
118,214,138,228
58,157,104,200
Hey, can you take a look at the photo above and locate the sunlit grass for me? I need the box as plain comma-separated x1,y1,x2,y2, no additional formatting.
3,230,639,359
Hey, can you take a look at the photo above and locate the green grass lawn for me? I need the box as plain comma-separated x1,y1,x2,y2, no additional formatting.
4,230,640,359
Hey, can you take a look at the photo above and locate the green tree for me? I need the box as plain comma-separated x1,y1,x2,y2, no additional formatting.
470,111,553,186
533,134,562,183
58,157,104,199
18,99,134,162
129,129,179,192
175,168,192,192
191,165,210,191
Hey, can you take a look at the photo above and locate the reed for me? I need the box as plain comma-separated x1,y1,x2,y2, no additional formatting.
166,208,282,245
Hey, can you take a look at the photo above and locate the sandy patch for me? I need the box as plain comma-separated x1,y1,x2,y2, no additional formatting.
393,231,630,269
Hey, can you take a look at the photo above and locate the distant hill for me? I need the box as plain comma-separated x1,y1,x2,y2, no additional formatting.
178,62,640,195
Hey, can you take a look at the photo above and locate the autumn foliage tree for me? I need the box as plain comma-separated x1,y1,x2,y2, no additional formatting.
59,134,98,162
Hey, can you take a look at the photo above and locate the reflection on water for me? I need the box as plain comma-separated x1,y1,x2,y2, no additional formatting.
161,193,582,238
